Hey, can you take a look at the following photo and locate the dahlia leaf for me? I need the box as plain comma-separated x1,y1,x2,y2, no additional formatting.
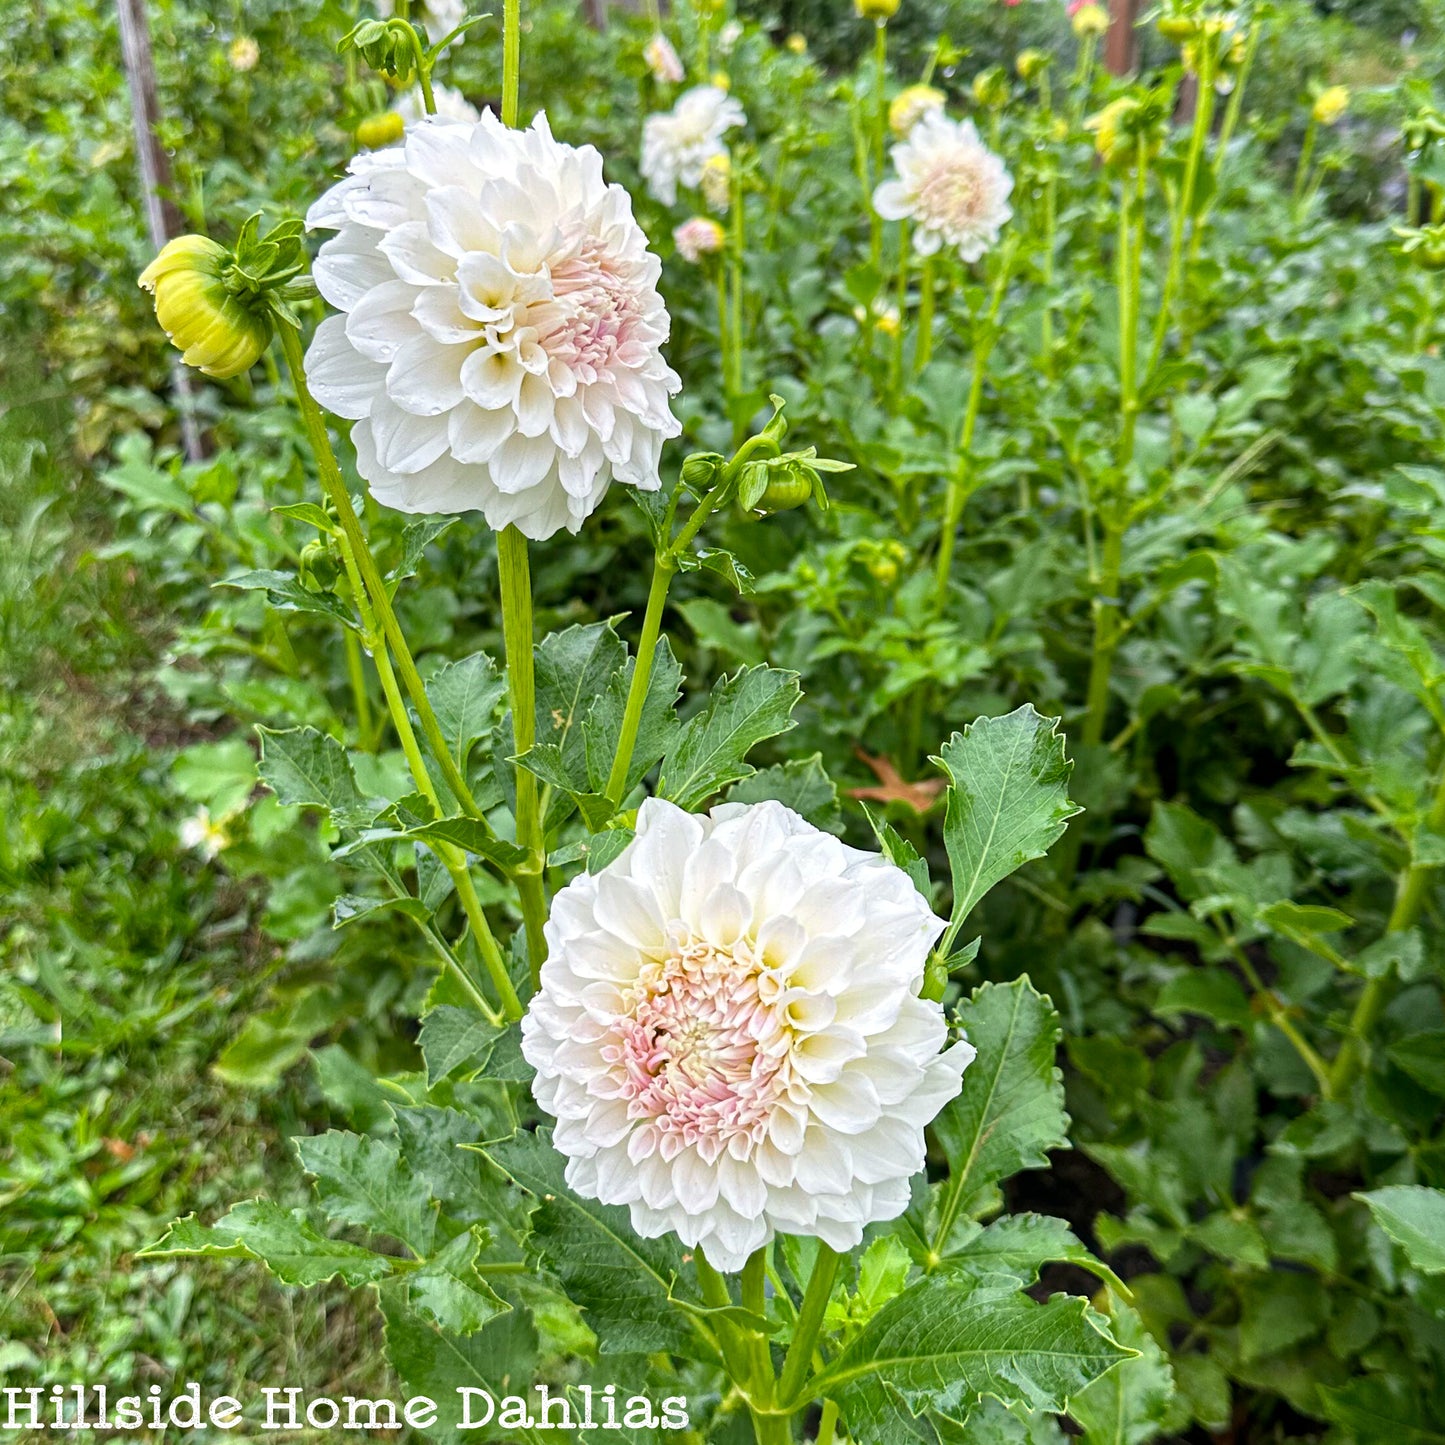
487,1129,707,1358
1068,1294,1177,1445
381,1293,540,1444
532,620,628,790
658,665,801,811
140,1200,392,1288
1355,1186,1445,1273
388,517,457,583
942,1213,1128,1295
726,753,842,832
419,1007,530,1087
584,636,683,797
935,704,1080,926
256,724,373,828
294,1129,437,1255
929,979,1069,1239
218,568,361,630
409,1228,510,1336
810,1276,1133,1442
428,650,507,776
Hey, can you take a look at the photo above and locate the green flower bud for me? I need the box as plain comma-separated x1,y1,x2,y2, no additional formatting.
299,539,341,592
356,110,406,149
138,236,271,379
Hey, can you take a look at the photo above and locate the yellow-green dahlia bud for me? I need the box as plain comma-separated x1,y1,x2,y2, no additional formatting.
1156,14,1197,42
356,110,405,149
138,236,271,380
1016,49,1051,83
1072,3,1109,38
972,66,1009,109
856,0,900,22
1313,85,1349,126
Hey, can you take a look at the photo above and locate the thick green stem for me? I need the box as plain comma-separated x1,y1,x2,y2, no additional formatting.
873,21,888,181
742,1248,787,1444
1039,171,1057,377
343,627,375,750
777,1245,839,1408
1081,523,1124,748
501,0,520,126
1291,117,1318,213
1068,34,1097,128
1329,762,1445,1094
604,559,672,806
496,526,548,978
915,255,935,373
277,325,485,821
815,1400,840,1445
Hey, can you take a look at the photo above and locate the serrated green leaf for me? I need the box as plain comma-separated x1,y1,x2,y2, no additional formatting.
1356,1186,1445,1272
930,979,1069,1247
659,665,801,810
389,517,457,582
1069,1294,1175,1445
218,569,359,630
811,1278,1132,1443
935,705,1080,927
294,1130,436,1255
140,1200,392,1287
533,621,628,793
726,753,842,832
335,816,529,871
256,725,371,827
419,1008,530,1086
1386,1031,1445,1094
486,1129,705,1357
943,1214,1128,1294
332,893,431,929
411,1229,509,1335
381,1294,539,1444
428,651,507,777
583,637,683,798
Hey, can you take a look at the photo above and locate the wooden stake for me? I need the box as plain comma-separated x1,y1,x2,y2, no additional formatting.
1105,0,1138,77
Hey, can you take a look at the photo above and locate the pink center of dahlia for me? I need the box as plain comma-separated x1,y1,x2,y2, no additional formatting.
538,243,651,380
916,155,986,229
608,936,793,1160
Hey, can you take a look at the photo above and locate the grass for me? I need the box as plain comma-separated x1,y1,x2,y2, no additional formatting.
0,357,396,1436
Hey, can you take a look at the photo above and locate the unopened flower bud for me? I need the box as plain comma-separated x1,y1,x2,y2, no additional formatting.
680,452,723,488
228,35,260,71
299,539,341,592
138,235,271,379
1313,85,1349,127
1016,49,1050,83
1395,223,1445,270
786,32,808,54
1071,2,1108,38
890,83,946,137
356,110,406,149
1156,14,1196,42
972,66,1009,110
856,0,900,21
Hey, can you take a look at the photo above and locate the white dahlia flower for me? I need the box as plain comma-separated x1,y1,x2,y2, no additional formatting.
873,111,1013,262
640,85,745,206
643,32,685,85
304,113,682,539
395,81,481,128
521,798,975,1271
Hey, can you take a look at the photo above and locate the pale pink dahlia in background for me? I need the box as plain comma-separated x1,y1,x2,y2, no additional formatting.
873,111,1013,262
643,32,685,85
640,85,746,206
522,798,975,1271
305,113,681,539
673,216,725,263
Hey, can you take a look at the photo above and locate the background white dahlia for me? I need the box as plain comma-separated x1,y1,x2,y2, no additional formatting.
521,798,975,1271
640,85,746,206
305,113,681,539
873,111,1013,262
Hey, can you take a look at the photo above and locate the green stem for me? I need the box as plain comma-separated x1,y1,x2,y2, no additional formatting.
1196,18,1260,258
1039,170,1057,377
742,1247,787,1443
332,519,516,1020
1329,761,1445,1094
915,255,935,373
277,325,486,822
776,1245,839,1407
343,627,375,750
501,0,521,126
873,21,888,182
1222,930,1333,1096
892,221,909,388
1081,523,1124,748
1291,117,1317,213
1147,39,1216,377
604,559,671,806
729,160,745,409
1069,34,1097,129
404,24,436,115
816,1400,840,1445
496,526,549,979
717,262,732,408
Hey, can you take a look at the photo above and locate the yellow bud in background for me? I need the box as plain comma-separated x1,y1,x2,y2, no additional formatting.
786,32,808,54
1051,116,1069,142
1016,49,1051,83
138,236,271,380
1313,85,1349,126
1156,14,1196,42
855,0,900,22
700,151,732,212
1086,96,1157,166
972,66,1009,110
889,83,946,136
356,110,406,149
1072,3,1109,39
711,70,731,90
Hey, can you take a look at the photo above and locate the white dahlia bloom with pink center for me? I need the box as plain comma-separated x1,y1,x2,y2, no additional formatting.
873,111,1013,262
521,798,975,1271
640,85,746,206
304,113,681,539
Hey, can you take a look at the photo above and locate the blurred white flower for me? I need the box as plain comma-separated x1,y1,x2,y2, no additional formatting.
873,111,1013,261
522,798,974,1272
228,36,259,72
717,19,743,55
643,33,685,85
395,81,481,127
179,808,229,860
673,216,725,262
305,113,681,539
641,85,745,206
